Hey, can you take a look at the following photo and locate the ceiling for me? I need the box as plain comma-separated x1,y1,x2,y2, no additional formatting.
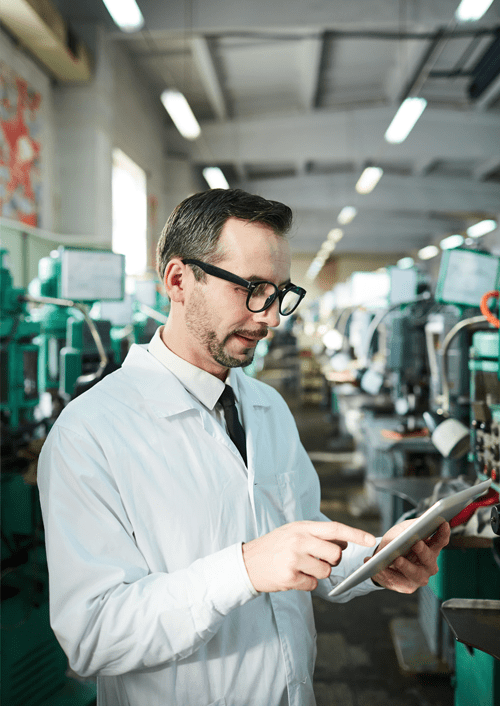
40,1,500,256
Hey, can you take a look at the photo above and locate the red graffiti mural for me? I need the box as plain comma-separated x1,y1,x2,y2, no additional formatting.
0,63,42,227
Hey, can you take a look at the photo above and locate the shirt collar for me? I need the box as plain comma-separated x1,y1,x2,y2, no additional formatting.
147,326,240,410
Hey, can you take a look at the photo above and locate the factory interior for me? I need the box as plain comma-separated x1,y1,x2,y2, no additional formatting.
1,0,500,705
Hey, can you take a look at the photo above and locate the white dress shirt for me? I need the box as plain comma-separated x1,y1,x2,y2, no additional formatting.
38,330,381,706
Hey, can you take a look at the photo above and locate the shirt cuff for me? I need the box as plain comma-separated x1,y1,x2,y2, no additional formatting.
237,541,260,597
203,542,259,616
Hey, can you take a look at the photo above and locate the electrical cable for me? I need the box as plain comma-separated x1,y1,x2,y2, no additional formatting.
480,290,500,329
22,294,108,386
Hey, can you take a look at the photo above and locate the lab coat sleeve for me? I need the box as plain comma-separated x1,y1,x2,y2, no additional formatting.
37,424,257,678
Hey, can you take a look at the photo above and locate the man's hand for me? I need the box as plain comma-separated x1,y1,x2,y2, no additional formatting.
242,521,377,593
369,520,450,593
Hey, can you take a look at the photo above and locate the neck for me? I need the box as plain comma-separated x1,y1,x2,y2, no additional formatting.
160,319,229,381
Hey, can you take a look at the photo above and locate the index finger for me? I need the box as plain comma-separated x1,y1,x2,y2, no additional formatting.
304,520,377,548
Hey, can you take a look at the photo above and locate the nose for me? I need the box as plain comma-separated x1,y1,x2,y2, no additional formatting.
252,298,281,328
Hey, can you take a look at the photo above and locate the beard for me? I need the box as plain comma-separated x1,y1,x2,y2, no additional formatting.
185,286,267,369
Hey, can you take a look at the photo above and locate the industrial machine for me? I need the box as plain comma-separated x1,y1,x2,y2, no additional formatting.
27,246,125,413
1,249,98,705
418,251,500,706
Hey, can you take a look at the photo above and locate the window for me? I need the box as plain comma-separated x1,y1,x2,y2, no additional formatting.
112,148,147,276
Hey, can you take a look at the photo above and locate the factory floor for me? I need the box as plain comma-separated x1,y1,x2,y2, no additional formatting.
257,353,455,706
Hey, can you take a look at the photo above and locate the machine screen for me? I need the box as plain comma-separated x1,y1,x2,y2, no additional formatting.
389,267,418,305
60,249,125,301
350,271,390,308
436,248,500,307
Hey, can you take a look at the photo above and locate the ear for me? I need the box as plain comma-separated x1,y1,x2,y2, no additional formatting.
164,259,190,303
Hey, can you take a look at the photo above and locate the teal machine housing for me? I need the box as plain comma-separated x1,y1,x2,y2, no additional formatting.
2,246,127,706
447,325,500,706
429,252,500,706
28,247,125,404
1,250,98,705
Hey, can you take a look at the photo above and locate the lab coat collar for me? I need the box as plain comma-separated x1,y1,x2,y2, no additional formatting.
121,344,271,418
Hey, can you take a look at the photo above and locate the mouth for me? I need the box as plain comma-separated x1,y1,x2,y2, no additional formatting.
232,331,266,347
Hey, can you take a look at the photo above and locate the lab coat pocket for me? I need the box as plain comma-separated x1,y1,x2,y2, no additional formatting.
277,471,304,523
207,699,226,706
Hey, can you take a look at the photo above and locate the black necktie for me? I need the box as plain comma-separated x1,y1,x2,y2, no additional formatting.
219,385,247,465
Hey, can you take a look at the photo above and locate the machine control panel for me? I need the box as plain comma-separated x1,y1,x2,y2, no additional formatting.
473,404,500,492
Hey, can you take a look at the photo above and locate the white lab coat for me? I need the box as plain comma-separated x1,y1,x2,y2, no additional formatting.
38,343,380,706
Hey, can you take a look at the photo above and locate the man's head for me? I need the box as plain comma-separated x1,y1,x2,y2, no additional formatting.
156,188,293,283
157,189,301,379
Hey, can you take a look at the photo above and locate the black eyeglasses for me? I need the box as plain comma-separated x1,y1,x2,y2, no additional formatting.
182,259,306,315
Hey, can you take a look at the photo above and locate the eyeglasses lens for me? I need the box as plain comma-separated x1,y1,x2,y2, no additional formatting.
280,289,301,315
247,283,300,315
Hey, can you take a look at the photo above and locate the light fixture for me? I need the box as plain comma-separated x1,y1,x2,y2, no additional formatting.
202,167,229,189
455,0,495,22
161,89,201,140
397,257,415,269
355,167,383,195
327,228,344,243
384,97,427,144
101,0,144,32
440,234,464,250
337,207,357,225
418,245,440,260
466,219,497,238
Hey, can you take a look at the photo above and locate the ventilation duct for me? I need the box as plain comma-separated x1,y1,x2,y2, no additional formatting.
0,0,92,81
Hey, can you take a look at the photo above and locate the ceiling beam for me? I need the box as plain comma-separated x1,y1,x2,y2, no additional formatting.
298,34,325,110
473,157,500,180
139,0,482,36
191,36,228,120
243,171,500,214
184,106,500,163
474,72,500,110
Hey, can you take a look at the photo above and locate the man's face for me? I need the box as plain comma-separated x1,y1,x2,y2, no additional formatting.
183,217,291,377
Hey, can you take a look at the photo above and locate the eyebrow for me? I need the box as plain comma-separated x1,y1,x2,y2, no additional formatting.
246,275,292,288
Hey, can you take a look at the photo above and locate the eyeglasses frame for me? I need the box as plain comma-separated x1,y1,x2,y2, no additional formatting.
182,258,306,315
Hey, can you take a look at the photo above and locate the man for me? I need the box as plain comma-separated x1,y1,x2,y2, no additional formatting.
38,188,449,706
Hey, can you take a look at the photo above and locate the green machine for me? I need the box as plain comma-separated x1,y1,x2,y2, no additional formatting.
0,249,40,430
428,260,500,706
1,250,97,706
28,247,125,408
441,323,500,706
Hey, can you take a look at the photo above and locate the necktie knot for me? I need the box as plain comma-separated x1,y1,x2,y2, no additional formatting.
219,384,236,409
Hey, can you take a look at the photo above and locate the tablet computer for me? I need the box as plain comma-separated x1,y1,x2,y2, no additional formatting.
328,479,492,597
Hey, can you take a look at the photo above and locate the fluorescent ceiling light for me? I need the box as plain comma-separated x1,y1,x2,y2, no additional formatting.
327,228,344,243
397,257,415,269
355,167,383,195
337,207,357,225
418,245,439,260
466,219,497,238
440,234,464,250
455,0,494,22
203,167,229,189
384,97,427,144
102,0,144,32
161,89,201,140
